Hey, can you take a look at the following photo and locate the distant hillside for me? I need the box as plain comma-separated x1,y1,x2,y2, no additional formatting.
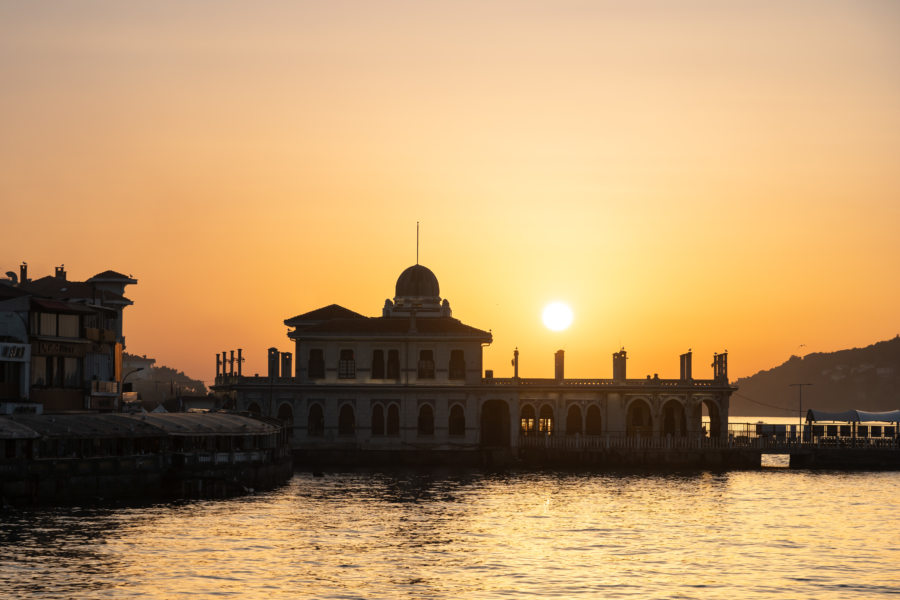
731,336,900,417
123,352,207,407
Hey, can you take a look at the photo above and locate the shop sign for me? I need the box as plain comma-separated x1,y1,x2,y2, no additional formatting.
0,343,29,362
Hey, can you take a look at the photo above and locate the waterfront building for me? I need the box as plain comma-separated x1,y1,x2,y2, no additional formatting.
0,412,292,503
0,263,137,413
213,264,735,460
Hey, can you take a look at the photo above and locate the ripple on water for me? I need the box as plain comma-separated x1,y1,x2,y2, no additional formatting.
2,470,900,599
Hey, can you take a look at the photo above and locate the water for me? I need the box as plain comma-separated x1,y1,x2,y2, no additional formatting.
2,469,899,599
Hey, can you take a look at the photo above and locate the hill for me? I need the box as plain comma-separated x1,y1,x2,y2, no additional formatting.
731,336,900,417
123,353,207,408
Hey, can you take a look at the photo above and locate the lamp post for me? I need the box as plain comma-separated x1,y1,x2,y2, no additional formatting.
789,383,812,440
119,367,145,412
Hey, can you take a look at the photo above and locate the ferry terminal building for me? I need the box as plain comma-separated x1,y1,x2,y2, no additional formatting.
213,265,735,461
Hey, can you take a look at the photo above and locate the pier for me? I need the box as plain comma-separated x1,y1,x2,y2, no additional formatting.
516,423,900,470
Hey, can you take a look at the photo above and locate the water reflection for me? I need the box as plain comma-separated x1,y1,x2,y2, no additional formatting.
2,470,899,599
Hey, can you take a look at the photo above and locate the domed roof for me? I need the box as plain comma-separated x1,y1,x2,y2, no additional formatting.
395,264,440,299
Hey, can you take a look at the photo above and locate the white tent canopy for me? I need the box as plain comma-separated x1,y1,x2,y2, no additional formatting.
806,409,900,423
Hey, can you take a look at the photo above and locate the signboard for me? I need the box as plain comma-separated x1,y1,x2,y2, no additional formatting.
0,343,29,362
32,341,85,357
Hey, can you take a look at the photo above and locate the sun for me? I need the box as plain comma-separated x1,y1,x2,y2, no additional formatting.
542,301,574,331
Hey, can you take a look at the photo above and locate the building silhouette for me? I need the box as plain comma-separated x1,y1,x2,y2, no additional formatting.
0,263,136,413
213,264,734,457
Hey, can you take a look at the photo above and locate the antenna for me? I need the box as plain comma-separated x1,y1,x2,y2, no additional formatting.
416,221,419,265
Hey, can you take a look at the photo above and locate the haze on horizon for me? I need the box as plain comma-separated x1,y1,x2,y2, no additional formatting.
2,1,898,385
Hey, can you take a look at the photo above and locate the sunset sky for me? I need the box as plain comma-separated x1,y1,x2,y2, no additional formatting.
2,1,898,385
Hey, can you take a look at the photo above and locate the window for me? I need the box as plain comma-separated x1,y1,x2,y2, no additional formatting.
47,356,60,387
449,350,466,380
39,313,56,336
308,349,325,379
338,404,356,435
31,357,46,386
371,350,385,379
371,404,385,436
539,405,554,435
417,404,434,436
58,314,79,338
386,350,400,380
449,404,465,436
387,403,400,436
566,405,582,435
277,404,294,438
586,405,602,435
520,405,536,435
338,349,355,379
308,403,324,436
63,357,80,388
417,350,434,379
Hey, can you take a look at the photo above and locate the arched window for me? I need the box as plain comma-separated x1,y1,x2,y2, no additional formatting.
627,399,652,438
338,349,355,379
247,402,262,416
371,403,385,436
520,405,536,435
662,399,687,437
386,403,400,436
539,405,554,435
702,399,722,438
308,349,325,379
386,350,400,380
417,404,434,436
449,350,466,380
308,403,324,436
449,404,465,436
277,403,294,438
371,350,385,379
338,404,355,435
418,350,435,379
585,405,602,435
565,405,582,435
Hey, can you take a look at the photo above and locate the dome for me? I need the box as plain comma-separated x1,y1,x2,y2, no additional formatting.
395,264,440,299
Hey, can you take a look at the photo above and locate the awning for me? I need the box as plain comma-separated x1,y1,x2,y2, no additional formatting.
806,409,900,423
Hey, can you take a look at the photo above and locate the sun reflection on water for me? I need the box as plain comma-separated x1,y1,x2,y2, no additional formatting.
1,470,899,599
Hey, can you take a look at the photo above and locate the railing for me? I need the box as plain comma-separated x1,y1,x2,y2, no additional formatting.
214,375,296,386
519,433,735,451
486,378,722,387
518,432,900,452
178,450,270,467
728,422,899,446
91,380,118,394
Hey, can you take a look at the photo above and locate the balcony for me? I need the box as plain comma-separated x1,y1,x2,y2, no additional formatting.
91,380,119,395
84,328,117,343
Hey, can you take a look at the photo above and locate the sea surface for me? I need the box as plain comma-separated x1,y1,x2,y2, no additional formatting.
2,468,899,599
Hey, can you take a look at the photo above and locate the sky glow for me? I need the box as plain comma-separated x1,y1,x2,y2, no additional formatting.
1,1,899,383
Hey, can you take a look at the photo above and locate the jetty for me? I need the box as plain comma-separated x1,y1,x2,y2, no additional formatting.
0,412,293,505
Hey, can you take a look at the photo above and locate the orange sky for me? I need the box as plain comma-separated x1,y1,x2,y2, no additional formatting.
2,1,899,385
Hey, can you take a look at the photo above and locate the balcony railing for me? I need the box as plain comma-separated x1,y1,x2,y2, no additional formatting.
91,380,119,395
486,377,721,387
518,431,900,451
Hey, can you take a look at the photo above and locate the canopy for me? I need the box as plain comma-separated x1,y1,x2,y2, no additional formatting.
806,409,900,423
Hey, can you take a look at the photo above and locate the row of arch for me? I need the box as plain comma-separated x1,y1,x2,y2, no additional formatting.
308,348,467,380
519,398,722,437
259,402,468,438
254,396,723,441
520,404,603,436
